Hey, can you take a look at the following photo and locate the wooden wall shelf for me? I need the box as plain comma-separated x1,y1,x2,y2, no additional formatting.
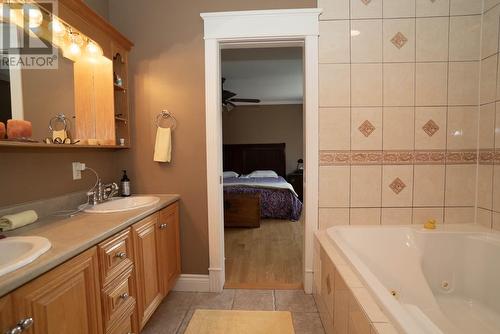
0,141,130,149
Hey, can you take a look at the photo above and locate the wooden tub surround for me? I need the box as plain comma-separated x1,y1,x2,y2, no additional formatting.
0,195,180,334
313,232,398,334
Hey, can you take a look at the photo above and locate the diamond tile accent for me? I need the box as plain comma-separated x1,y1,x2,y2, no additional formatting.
358,120,376,137
389,178,406,194
422,120,440,137
391,32,408,49
361,0,372,5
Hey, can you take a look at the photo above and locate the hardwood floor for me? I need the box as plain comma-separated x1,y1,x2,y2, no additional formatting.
224,217,303,289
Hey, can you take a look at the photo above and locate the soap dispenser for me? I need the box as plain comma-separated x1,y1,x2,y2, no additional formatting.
121,170,131,197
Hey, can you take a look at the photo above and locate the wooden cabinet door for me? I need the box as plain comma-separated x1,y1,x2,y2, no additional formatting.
0,295,16,334
131,213,163,330
158,202,181,294
12,247,103,334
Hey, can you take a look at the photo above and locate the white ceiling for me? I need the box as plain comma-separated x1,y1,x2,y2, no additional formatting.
221,47,303,105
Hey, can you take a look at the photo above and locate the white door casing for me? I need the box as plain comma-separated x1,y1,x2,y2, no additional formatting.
201,8,321,293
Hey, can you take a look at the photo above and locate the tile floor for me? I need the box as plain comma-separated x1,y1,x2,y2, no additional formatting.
141,289,325,334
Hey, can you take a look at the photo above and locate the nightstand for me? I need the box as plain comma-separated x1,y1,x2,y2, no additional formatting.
287,170,303,201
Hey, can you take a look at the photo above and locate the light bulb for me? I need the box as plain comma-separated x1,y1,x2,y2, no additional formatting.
28,7,43,28
68,42,81,56
51,18,66,37
86,41,102,56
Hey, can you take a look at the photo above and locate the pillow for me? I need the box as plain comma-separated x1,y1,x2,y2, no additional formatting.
247,170,279,178
223,171,239,178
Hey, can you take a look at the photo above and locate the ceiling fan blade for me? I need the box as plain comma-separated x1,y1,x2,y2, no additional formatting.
222,89,237,101
230,98,261,103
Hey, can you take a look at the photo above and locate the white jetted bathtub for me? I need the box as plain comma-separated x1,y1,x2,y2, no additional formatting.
327,225,500,334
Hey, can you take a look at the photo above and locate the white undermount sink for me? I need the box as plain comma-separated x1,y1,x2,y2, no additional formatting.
0,236,51,277
82,196,160,213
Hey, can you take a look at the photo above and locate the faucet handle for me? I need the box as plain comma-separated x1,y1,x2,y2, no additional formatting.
103,182,119,200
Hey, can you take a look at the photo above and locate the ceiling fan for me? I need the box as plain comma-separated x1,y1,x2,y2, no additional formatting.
222,77,260,111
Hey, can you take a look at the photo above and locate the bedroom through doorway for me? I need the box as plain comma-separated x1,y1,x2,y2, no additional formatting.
221,46,305,289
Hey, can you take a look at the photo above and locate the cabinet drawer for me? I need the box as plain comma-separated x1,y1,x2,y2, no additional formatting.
107,310,134,334
98,228,133,286
102,266,136,331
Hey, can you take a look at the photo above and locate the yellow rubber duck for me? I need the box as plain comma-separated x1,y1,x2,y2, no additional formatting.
424,219,437,230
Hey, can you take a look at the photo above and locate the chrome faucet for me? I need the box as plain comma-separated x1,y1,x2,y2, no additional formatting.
87,181,119,206
84,166,119,206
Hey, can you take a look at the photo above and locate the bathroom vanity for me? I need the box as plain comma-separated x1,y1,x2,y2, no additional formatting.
0,195,180,334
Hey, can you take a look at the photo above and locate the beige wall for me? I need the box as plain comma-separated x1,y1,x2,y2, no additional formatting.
0,147,118,207
477,1,500,230
84,0,109,20
222,104,303,174
109,0,316,275
318,0,481,228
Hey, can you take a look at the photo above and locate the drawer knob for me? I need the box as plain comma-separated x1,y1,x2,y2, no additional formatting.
159,223,167,229
7,317,33,334
120,292,129,300
115,252,127,259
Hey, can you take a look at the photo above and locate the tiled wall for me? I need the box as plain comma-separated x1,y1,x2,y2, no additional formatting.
318,0,482,228
477,0,500,231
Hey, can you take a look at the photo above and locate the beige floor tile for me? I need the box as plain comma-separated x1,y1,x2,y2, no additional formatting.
191,290,236,310
141,306,187,334
275,290,318,313
232,289,275,311
292,312,325,334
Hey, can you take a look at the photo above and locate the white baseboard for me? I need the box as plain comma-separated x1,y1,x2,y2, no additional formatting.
304,269,314,294
209,267,225,292
173,274,210,292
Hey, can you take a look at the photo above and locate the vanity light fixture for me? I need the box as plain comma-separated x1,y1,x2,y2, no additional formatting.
50,18,66,37
67,31,82,57
2,2,104,62
28,7,43,28
85,40,103,57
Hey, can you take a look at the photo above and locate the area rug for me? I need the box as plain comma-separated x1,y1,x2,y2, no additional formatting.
184,309,295,334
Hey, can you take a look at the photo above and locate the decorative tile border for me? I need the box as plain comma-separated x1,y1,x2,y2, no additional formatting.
319,150,479,166
477,149,500,164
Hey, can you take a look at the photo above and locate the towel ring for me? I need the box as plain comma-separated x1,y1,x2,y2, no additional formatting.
48,113,70,132
156,110,177,130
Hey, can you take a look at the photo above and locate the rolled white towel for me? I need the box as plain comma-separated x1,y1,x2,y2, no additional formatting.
0,210,38,231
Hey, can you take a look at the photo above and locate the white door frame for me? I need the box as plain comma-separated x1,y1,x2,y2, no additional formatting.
201,8,321,293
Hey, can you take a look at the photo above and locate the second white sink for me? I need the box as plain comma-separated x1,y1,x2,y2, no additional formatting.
0,236,51,277
82,196,160,213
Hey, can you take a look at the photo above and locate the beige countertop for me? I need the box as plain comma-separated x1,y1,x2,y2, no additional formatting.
0,194,180,297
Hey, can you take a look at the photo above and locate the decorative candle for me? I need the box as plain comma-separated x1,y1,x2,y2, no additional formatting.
0,122,5,139
6,120,33,139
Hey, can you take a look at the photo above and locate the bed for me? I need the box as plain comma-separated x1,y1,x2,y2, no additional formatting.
223,143,303,226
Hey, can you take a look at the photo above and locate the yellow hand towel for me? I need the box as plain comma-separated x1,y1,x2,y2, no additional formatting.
154,127,172,162
0,210,38,231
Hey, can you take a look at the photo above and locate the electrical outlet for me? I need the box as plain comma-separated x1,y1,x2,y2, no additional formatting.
72,162,84,180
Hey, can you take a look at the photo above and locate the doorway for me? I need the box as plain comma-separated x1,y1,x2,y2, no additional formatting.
201,8,321,293
221,46,305,289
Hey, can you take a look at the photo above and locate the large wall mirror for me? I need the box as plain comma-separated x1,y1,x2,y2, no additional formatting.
0,3,119,147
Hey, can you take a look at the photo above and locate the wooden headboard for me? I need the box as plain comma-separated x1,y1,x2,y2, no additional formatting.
223,143,286,177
